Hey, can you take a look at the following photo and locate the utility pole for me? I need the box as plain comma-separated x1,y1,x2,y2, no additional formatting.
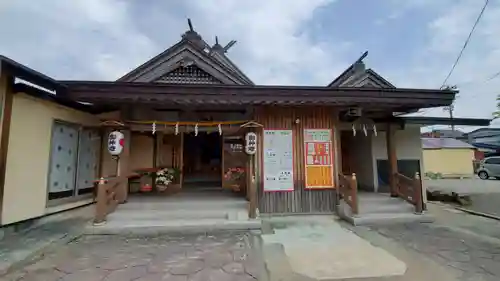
442,85,457,133
448,104,455,133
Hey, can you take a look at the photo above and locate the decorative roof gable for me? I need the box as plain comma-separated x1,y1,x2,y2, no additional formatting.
117,19,253,85
328,51,395,88
156,64,222,84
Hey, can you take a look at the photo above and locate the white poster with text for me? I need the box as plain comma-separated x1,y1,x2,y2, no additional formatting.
263,129,294,192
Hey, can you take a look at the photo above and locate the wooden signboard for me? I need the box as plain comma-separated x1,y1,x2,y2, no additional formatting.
304,129,334,189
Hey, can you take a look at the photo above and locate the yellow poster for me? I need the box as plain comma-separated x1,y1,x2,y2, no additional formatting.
304,129,335,189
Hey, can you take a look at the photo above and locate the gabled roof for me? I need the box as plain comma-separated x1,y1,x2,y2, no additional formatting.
422,138,474,149
464,127,500,137
0,55,59,91
327,51,395,88
117,21,253,85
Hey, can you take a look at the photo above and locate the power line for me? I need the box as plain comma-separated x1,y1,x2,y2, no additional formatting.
441,0,490,88
441,0,489,133
486,70,500,82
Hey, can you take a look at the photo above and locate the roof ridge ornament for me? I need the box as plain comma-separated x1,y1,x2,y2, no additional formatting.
188,18,194,32
182,18,209,50
211,36,237,54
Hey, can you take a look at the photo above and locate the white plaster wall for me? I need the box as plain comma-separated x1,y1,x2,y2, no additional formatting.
371,125,425,200
2,94,99,225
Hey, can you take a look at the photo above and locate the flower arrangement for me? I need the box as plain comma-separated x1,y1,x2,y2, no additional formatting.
224,167,245,182
155,167,180,191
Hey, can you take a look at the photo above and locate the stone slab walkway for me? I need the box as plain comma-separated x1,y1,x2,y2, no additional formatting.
261,217,407,280
355,204,500,281
0,206,93,276
2,232,264,281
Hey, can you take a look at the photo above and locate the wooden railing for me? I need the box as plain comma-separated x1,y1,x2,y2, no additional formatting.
338,173,358,215
395,172,423,214
93,176,125,225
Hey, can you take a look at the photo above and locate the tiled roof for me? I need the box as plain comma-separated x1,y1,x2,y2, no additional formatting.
422,137,474,149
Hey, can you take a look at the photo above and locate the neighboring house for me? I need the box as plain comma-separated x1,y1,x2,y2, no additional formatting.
0,22,492,228
462,128,500,157
422,138,475,177
421,129,465,139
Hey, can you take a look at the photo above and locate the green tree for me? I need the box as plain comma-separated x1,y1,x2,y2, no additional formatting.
494,94,500,119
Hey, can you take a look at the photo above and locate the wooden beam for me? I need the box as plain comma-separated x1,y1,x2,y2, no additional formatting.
117,130,131,203
247,128,257,219
386,124,398,197
179,132,184,190
0,74,14,225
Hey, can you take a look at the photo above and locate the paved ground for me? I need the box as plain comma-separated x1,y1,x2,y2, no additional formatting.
425,178,500,217
354,203,500,281
2,232,263,281
0,206,93,276
261,219,406,280
425,178,500,195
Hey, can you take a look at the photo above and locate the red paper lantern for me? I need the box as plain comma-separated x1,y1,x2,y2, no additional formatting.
141,184,152,192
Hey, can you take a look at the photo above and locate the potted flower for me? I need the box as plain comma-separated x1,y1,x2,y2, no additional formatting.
224,167,245,193
155,167,180,192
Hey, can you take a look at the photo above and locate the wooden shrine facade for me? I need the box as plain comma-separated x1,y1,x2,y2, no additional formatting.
0,21,462,223
58,81,456,215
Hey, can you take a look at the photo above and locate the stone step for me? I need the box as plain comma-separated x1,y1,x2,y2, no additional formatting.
85,219,262,235
358,201,416,215
358,194,401,203
345,212,434,226
107,209,232,220
118,201,248,211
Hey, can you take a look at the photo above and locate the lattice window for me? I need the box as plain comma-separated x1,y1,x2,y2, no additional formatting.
48,122,79,200
156,65,222,84
48,122,101,202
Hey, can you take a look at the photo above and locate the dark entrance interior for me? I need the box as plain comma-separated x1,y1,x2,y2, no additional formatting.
183,132,222,189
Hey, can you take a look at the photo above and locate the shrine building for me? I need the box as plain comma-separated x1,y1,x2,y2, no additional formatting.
0,21,490,228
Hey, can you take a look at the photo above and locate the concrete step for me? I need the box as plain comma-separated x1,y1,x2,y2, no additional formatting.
345,212,434,226
358,194,401,203
358,201,416,215
107,209,232,220
118,201,248,211
85,219,262,235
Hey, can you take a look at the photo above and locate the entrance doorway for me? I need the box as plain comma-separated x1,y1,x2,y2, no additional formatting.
183,132,222,189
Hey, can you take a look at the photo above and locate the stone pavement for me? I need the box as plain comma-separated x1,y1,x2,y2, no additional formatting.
0,206,93,276
2,232,264,281
425,178,500,195
355,204,500,281
261,218,406,280
426,178,500,218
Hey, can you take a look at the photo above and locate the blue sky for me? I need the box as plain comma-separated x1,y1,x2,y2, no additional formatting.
0,0,499,130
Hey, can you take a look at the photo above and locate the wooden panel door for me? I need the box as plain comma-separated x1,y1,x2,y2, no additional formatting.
222,135,247,192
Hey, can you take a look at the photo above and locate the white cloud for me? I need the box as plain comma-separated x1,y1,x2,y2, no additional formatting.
382,0,500,131
0,0,348,85
1,0,500,131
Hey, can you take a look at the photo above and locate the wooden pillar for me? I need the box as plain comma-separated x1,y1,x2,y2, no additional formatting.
386,124,398,197
179,132,184,189
93,178,107,225
117,130,130,203
0,73,13,225
248,129,257,219
333,126,342,206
